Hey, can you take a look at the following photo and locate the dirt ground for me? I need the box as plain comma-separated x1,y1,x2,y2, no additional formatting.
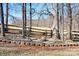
0,45,79,56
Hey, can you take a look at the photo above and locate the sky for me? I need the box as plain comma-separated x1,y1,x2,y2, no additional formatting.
2,3,79,24
2,3,54,24
5,4,52,18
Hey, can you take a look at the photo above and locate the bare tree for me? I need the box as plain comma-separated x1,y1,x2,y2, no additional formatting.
0,3,5,36
22,3,27,38
66,3,72,40
5,3,8,31
59,3,64,41
61,3,64,41
74,4,79,30
56,3,60,39
29,3,32,38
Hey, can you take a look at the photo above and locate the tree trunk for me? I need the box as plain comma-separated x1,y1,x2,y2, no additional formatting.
74,4,79,30
56,3,60,39
66,3,72,40
60,3,64,41
22,3,27,38
5,3,8,32
29,3,32,38
0,3,5,36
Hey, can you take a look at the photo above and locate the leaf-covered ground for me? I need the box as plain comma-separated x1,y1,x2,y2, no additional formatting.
0,46,79,56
